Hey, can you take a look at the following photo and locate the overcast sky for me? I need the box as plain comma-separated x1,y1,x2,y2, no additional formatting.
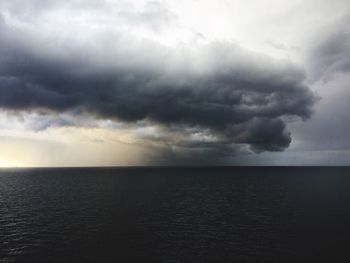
0,0,349,166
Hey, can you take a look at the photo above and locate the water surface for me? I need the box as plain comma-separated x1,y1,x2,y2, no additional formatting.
1,167,350,262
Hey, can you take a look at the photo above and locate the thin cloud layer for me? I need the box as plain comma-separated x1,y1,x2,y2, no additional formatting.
0,1,317,162
306,15,350,82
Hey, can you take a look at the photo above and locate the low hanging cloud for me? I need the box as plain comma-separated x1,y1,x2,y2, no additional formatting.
0,4,316,161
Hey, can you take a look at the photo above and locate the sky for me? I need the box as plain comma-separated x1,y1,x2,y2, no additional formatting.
0,0,349,166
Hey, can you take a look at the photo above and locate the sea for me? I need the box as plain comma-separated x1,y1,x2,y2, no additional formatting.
1,167,350,262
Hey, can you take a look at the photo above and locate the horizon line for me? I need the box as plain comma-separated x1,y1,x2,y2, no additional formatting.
0,165,350,169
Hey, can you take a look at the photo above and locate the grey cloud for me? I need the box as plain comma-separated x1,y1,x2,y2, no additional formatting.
118,1,178,32
289,73,350,153
266,40,300,52
0,0,107,16
0,9,316,159
26,116,74,132
307,15,350,82
0,0,176,35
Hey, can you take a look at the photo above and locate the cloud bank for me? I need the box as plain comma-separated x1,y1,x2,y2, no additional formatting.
0,1,317,162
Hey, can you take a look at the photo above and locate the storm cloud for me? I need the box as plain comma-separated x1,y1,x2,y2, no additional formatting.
0,2,316,160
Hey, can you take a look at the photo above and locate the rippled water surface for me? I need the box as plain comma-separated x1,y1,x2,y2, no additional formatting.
1,167,350,262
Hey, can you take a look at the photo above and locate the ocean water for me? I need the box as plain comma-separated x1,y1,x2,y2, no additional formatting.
1,167,350,262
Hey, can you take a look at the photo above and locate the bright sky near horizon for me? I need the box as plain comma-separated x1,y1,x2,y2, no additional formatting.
0,0,349,166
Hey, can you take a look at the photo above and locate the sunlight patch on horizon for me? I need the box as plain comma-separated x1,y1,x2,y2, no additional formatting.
0,158,21,168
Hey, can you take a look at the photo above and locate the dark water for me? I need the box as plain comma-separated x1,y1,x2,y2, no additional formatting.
1,167,350,262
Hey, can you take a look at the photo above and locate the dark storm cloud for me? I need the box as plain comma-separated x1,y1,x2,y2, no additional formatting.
307,15,350,82
0,10,316,155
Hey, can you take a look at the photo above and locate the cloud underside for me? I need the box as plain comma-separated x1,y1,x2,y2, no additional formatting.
0,13,316,159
